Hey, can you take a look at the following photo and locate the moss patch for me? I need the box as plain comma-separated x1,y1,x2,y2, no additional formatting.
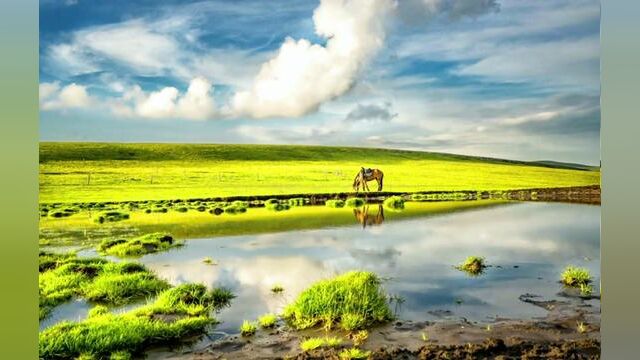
39,284,234,360
283,271,392,331
97,233,182,257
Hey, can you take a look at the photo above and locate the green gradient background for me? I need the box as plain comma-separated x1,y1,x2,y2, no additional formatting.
0,0,38,358
0,0,638,358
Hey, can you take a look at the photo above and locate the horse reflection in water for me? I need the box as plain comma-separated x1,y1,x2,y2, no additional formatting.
353,204,385,228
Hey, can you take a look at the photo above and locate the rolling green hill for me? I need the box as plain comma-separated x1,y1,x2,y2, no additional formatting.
39,142,600,203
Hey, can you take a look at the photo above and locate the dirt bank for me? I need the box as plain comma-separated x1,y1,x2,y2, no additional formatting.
151,291,600,359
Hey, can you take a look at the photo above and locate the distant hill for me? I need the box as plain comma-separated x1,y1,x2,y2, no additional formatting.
39,142,597,171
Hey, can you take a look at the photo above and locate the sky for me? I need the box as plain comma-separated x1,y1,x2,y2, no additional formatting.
39,0,601,165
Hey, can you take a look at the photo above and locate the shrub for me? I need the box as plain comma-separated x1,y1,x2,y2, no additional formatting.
283,271,392,331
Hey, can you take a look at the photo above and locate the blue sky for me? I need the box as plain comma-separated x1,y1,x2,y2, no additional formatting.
39,0,600,165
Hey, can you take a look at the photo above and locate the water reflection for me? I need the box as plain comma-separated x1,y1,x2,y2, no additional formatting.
41,201,600,337
353,204,385,228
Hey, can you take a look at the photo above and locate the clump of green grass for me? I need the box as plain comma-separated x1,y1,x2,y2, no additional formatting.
240,320,257,336
288,197,308,206
325,199,345,208
579,283,594,297
81,263,170,304
258,313,277,328
455,256,486,276
339,348,371,359
265,200,291,211
39,284,233,359
271,284,284,294
94,211,130,224
224,201,248,214
299,336,344,352
97,233,182,257
283,271,392,331
561,266,592,287
300,337,325,352
48,208,79,218
175,206,189,213
345,198,365,208
38,253,169,320
383,196,405,210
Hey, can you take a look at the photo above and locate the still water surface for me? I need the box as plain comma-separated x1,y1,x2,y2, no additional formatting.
41,201,600,336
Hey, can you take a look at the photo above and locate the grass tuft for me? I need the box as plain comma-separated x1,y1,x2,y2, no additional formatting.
325,199,345,208
240,320,257,337
258,313,277,328
283,271,392,331
97,233,181,258
38,252,169,320
345,198,365,208
455,256,486,276
561,266,592,287
94,211,130,224
39,284,232,359
300,337,343,352
383,196,405,210
300,337,325,352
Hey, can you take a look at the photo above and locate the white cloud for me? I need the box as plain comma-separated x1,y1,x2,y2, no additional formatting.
232,0,396,118
116,77,217,120
39,82,92,110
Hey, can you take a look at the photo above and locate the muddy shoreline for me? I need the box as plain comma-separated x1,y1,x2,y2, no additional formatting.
41,185,600,207
152,291,600,359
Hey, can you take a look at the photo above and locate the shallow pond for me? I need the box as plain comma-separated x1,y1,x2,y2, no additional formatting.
40,201,600,342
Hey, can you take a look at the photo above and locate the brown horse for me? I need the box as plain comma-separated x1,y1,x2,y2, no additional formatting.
353,167,384,192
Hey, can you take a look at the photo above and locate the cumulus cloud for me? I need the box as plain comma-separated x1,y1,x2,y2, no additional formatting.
232,0,396,118
39,82,92,110
115,77,217,120
345,102,397,122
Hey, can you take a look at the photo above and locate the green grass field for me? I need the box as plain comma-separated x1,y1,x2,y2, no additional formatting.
39,142,600,203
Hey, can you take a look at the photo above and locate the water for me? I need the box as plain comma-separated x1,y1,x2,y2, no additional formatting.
41,201,600,337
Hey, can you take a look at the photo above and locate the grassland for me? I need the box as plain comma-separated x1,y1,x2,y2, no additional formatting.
39,143,600,203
